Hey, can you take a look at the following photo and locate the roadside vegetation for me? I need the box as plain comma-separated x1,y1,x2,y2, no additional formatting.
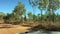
0,0,60,31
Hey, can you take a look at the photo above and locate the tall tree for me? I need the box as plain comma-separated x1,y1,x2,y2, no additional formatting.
4,1,26,24
46,0,60,23
28,0,48,23
13,1,26,21
28,0,60,23
28,12,33,21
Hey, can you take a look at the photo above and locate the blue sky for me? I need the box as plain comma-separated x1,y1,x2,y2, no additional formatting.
0,0,60,15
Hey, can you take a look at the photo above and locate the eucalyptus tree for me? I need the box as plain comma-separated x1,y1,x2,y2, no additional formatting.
28,0,48,23
28,12,33,21
28,0,60,23
4,1,26,24
13,1,26,22
46,0,60,23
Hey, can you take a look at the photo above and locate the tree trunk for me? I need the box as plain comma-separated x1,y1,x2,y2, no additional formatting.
52,9,55,23
41,9,42,23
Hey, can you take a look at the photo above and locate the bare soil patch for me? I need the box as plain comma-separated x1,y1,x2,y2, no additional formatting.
0,24,31,34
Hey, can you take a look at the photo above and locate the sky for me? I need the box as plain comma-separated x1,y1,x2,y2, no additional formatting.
0,0,60,15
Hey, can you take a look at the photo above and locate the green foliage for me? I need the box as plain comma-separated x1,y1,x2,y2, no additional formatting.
0,12,5,21
13,2,26,15
4,1,26,24
0,0,60,25
28,0,60,23
28,12,33,21
13,2,26,20
32,14,37,21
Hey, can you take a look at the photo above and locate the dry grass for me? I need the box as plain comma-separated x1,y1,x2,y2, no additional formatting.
36,22,60,31
26,22,60,31
20,21,39,27
0,22,60,34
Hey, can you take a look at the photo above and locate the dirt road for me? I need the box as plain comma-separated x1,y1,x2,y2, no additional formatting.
0,25,31,34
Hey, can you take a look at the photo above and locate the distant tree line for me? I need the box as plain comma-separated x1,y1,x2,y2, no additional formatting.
0,0,60,24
